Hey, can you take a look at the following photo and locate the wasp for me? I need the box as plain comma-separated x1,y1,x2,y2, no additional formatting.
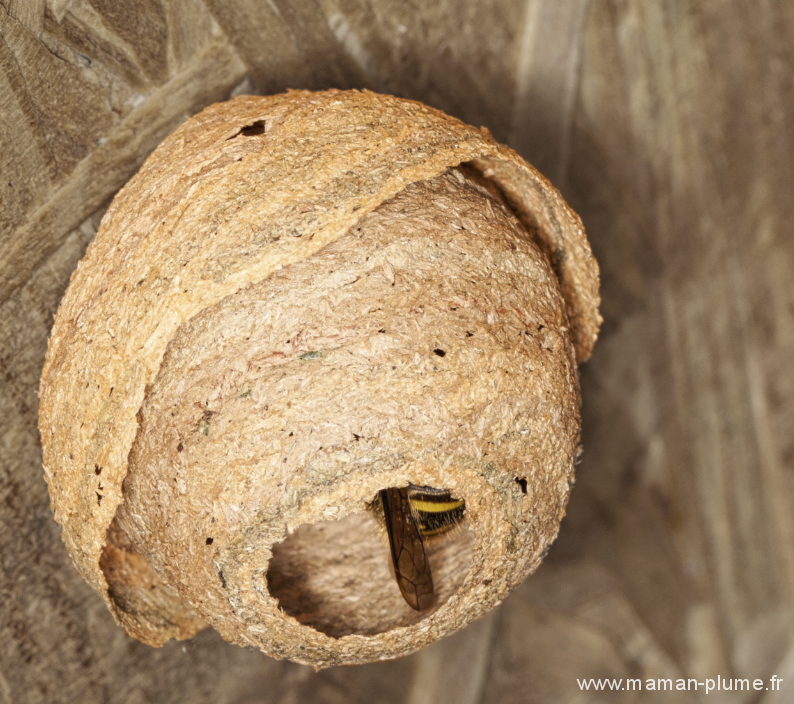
377,485,465,611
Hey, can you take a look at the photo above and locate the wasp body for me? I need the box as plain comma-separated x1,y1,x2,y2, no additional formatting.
378,485,465,611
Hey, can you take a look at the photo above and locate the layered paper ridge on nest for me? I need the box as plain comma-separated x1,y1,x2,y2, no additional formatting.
39,90,600,667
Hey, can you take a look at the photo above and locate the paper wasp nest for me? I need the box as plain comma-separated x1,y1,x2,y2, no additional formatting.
39,90,600,668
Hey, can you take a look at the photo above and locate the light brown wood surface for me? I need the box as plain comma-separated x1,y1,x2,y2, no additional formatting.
2,0,793,702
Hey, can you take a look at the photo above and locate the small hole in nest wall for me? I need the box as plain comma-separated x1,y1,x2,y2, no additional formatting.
266,492,473,638
228,120,267,139
515,477,528,494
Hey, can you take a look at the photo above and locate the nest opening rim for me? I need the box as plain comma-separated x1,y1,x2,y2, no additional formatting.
264,481,476,639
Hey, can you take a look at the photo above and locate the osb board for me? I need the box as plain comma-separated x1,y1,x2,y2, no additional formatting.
1,0,793,702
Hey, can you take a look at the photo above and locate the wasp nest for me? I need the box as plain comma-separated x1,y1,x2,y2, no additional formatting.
39,90,600,668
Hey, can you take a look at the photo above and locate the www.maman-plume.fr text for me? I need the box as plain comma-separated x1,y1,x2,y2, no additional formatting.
577,676,783,693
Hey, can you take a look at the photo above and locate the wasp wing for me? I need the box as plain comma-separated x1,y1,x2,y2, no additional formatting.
380,487,434,611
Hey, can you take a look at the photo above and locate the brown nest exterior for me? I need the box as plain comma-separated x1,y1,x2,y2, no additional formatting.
39,90,600,668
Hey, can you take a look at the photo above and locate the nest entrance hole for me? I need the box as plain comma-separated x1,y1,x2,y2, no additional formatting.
266,504,474,638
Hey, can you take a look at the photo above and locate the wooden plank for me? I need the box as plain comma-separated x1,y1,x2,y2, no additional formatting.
509,0,590,187
201,0,317,93
0,29,246,301
7,0,43,35
564,0,794,675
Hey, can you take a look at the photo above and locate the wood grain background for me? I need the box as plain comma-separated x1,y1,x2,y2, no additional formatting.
2,1,793,702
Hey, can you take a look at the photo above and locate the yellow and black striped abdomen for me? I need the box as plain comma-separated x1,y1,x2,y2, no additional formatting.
407,486,465,538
